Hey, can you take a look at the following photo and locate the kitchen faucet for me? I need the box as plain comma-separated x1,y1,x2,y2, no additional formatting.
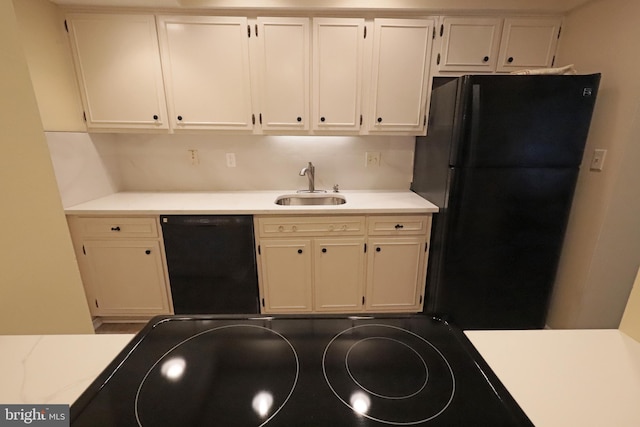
299,162,315,193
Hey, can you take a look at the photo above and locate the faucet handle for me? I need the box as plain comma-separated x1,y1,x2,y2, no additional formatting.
332,184,340,193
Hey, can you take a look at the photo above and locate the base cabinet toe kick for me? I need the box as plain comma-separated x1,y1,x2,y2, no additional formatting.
67,213,432,318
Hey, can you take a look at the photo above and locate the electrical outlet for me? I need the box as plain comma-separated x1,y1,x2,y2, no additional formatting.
590,149,607,171
365,152,381,167
188,149,199,166
226,153,236,168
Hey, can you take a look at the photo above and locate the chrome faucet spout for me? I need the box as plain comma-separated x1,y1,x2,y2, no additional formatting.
299,162,315,192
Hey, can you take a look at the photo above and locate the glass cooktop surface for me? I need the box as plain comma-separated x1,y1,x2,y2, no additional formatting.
71,315,532,426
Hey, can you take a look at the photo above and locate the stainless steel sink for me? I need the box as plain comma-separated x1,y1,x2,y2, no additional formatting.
275,193,346,206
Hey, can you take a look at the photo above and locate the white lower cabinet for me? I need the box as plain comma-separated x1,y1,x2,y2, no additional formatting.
366,237,426,312
314,238,366,312
255,214,431,314
67,216,172,317
258,239,313,312
256,216,367,314
82,240,171,315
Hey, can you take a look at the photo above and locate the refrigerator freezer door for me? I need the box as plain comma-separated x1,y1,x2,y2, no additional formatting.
432,166,579,329
452,74,600,168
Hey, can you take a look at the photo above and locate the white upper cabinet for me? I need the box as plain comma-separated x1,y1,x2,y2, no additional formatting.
368,18,434,134
434,16,563,75
66,13,168,131
438,17,502,72
255,17,310,132
312,18,365,132
496,17,562,72
157,16,253,131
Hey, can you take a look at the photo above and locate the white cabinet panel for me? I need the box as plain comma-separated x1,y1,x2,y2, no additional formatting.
256,17,310,131
369,19,434,133
366,237,426,312
259,239,313,312
66,13,168,131
312,18,365,132
438,17,502,72
314,238,366,312
157,16,253,131
496,17,562,72
83,240,171,316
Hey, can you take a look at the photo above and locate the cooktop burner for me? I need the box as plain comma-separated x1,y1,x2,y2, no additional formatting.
135,325,299,426
71,315,532,426
323,324,455,425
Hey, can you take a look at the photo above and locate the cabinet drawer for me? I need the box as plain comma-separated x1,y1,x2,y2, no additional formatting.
367,215,431,236
257,216,365,237
74,217,159,238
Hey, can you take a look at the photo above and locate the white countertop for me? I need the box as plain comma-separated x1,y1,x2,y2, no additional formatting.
0,334,134,405
64,190,439,215
2,329,638,425
466,329,640,427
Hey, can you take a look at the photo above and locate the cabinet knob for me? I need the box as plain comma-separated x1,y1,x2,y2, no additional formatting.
483,56,490,62
297,249,303,254
377,117,382,123
320,116,326,122
145,249,151,255
278,225,284,232
110,226,121,231
322,248,327,253
376,247,381,252
296,117,302,122
394,224,404,229
153,115,158,120
177,115,183,121
292,225,298,232
508,56,514,63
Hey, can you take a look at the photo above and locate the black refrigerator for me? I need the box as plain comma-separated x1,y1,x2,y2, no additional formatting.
411,74,600,329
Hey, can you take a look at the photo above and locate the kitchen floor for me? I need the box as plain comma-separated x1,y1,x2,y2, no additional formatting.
95,323,145,334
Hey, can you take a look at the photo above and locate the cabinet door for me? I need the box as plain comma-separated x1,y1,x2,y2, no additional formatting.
369,19,434,133
66,14,168,131
314,238,366,312
438,17,502,72
83,240,171,316
157,16,253,131
365,237,426,312
496,17,562,72
312,18,365,132
258,239,313,313
256,17,310,131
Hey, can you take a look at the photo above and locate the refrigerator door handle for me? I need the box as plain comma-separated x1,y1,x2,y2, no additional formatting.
468,84,481,165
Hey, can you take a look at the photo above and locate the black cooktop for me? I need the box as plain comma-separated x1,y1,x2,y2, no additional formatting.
71,315,532,426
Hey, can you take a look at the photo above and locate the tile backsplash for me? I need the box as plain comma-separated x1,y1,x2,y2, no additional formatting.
46,132,416,207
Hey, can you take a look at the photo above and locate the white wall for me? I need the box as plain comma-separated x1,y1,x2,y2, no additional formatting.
46,132,121,207
113,134,415,192
45,132,416,206
13,0,85,132
547,0,640,328
0,1,93,335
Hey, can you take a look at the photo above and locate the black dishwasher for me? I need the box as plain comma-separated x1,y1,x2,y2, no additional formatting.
160,215,259,314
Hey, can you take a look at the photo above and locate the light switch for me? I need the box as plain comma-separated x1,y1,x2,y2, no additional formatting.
590,149,607,171
226,153,236,168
